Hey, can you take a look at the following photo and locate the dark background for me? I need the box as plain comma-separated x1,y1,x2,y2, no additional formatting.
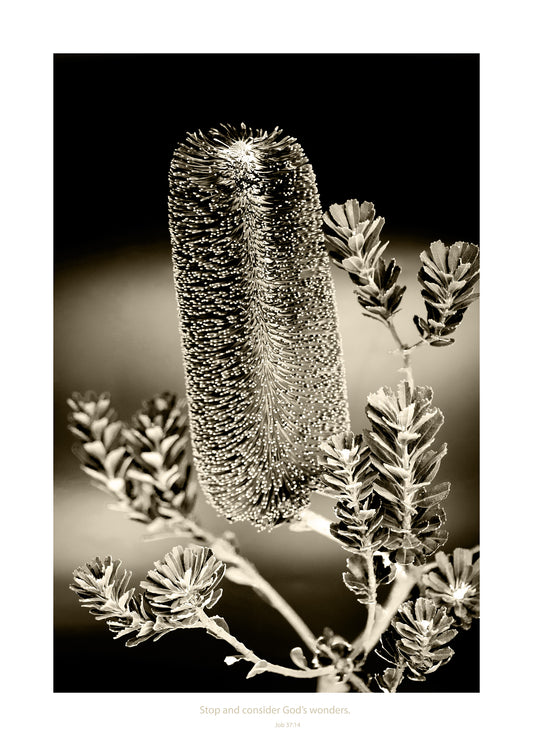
55,53,479,260
54,53,479,693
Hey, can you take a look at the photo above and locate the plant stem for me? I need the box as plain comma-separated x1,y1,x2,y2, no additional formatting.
386,317,405,350
147,517,318,652
363,564,420,655
290,506,344,546
348,673,372,693
389,663,406,693
352,549,378,658
362,544,479,655
196,609,333,680
385,318,427,388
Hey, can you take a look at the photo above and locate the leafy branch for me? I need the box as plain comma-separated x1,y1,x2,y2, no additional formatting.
70,545,369,689
323,199,480,384
315,196,481,690
414,240,480,346
68,391,318,652
323,199,405,325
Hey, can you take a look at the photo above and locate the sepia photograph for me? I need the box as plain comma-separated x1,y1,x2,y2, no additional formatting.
54,52,480,695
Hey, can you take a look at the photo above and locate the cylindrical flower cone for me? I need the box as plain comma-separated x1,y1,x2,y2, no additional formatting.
169,124,350,529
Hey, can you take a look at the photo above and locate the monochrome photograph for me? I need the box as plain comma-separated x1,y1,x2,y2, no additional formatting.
54,52,480,695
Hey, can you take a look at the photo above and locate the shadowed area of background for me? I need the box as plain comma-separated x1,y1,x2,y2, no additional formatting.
54,53,479,693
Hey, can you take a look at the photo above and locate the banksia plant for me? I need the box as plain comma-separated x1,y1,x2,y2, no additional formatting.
71,551,226,647
169,124,350,529
67,123,480,695
413,240,480,346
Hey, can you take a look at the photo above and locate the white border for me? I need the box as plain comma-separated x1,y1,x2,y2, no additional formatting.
3,1,531,743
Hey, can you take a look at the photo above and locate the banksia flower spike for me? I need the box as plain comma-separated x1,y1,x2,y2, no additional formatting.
364,382,449,565
169,124,350,530
414,240,480,346
323,198,405,324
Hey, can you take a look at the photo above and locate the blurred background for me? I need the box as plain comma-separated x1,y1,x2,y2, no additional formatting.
54,53,479,693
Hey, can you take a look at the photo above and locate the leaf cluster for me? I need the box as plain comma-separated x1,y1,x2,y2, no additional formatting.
68,391,198,526
365,382,449,565
70,546,226,647
342,553,396,605
375,547,479,690
422,547,480,629
377,597,457,686
319,432,385,556
70,555,177,646
413,240,480,346
323,199,405,324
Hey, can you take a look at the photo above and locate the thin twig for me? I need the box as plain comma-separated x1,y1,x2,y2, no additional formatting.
348,673,372,693
389,663,407,693
290,506,344,546
196,609,333,681
385,318,428,388
352,549,377,658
